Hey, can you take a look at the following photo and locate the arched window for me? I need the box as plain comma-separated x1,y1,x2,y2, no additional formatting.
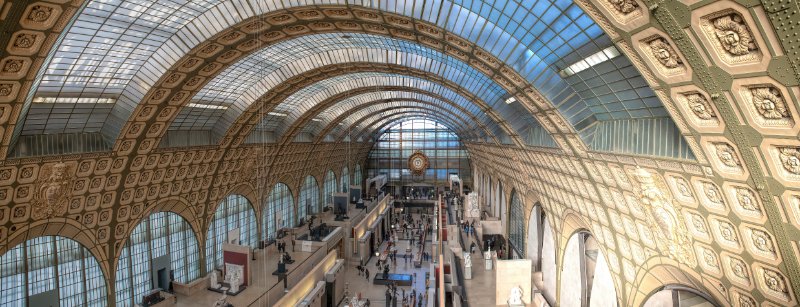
341,166,350,192
116,212,199,306
354,164,363,189
324,170,337,207
0,236,107,306
299,176,321,218
367,119,469,182
508,190,525,258
265,183,294,238
644,285,718,307
206,195,257,272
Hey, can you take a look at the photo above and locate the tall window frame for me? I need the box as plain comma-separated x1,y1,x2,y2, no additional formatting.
265,183,294,239
323,170,337,207
366,119,470,184
206,195,257,273
508,190,526,258
115,212,200,306
299,176,321,218
341,166,350,192
0,236,108,307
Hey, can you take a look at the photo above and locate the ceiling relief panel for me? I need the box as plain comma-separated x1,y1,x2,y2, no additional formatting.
691,2,771,73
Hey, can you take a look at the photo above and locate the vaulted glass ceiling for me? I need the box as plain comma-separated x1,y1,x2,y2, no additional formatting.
173,33,532,140
320,103,482,141
246,72,512,137
16,0,692,159
275,93,490,140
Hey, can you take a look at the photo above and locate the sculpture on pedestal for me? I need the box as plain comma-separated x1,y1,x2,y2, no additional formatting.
464,253,472,268
230,271,240,293
209,270,219,288
213,294,228,307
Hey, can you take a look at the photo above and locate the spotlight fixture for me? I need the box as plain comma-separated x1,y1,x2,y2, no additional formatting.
504,97,517,104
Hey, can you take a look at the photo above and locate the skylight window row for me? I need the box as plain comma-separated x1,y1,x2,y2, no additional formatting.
186,103,228,110
558,46,621,78
33,97,116,104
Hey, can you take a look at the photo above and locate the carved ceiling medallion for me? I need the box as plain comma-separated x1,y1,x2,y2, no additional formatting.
712,13,757,56
778,147,800,175
32,162,75,220
750,86,790,120
697,8,763,67
648,38,681,68
714,143,740,168
684,92,716,120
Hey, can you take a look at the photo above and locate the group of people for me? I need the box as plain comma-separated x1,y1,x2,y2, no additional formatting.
384,282,425,307
356,264,371,280
276,238,293,253
460,219,476,236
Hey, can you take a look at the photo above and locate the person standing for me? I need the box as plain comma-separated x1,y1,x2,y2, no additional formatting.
365,268,370,280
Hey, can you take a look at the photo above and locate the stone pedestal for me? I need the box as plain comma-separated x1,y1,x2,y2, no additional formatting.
484,251,492,271
464,265,472,279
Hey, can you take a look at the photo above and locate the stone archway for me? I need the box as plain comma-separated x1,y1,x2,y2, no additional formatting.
559,231,618,307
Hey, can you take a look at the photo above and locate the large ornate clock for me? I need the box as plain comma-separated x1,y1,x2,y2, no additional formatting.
408,151,429,176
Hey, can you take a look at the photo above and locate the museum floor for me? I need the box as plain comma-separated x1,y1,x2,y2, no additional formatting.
335,212,499,307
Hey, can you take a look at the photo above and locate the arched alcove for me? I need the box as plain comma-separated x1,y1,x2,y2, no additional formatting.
643,285,719,307
299,175,321,218
527,204,544,269
0,236,108,306
541,216,557,304
560,232,618,307
207,194,257,273
341,166,350,192
323,169,338,208
264,183,295,238
353,164,363,190
115,211,200,306
508,189,525,259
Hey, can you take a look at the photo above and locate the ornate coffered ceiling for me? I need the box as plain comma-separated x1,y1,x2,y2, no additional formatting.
0,1,798,306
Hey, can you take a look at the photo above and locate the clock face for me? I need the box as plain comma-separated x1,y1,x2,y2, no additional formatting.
408,151,429,176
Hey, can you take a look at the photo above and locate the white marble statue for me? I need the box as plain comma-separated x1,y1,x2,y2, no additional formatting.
209,270,219,288
508,285,523,305
213,294,228,307
230,271,240,293
350,296,363,307
464,253,472,268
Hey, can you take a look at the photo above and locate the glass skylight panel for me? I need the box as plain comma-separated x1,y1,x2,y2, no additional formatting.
32,97,115,104
186,103,227,110
559,46,621,78
24,0,673,153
